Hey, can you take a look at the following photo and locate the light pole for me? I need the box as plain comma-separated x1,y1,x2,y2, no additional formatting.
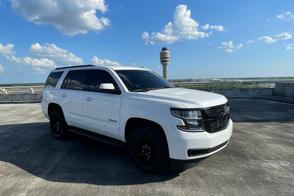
160,47,170,79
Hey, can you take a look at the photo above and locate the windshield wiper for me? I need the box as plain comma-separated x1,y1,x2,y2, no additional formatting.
132,86,173,92
132,87,159,92
132,88,149,92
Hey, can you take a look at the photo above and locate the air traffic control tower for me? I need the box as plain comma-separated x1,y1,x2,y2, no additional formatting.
160,47,170,79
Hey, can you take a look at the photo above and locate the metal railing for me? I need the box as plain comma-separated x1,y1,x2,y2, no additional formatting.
0,85,43,95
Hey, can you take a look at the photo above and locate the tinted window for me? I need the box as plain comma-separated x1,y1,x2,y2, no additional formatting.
87,70,120,93
61,70,88,90
45,71,63,87
115,70,172,92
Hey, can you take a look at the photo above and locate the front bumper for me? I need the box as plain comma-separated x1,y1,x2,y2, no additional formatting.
166,119,233,160
41,99,49,119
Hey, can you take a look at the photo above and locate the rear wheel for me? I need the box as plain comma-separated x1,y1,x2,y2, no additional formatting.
49,109,68,139
127,125,169,174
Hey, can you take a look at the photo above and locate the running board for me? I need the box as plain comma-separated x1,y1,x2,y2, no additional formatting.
69,126,125,147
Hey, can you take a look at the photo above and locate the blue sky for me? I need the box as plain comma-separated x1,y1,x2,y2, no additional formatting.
1,0,294,83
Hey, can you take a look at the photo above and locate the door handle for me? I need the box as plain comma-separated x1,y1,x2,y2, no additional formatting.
61,93,67,97
85,97,92,102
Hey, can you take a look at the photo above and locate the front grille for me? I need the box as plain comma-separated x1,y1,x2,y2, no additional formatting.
201,103,230,133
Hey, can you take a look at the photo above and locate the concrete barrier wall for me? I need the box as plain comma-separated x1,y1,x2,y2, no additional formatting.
0,88,275,103
212,88,273,98
274,82,294,98
4,81,294,103
0,93,42,103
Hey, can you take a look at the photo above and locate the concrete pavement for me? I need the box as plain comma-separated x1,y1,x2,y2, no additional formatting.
0,98,293,196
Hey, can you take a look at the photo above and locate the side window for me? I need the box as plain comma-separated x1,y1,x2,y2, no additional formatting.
45,71,63,87
87,70,120,94
61,70,88,90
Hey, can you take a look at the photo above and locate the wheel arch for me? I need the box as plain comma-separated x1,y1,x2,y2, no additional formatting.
48,103,63,117
124,117,169,150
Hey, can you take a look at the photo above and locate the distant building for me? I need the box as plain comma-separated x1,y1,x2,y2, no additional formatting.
160,47,170,79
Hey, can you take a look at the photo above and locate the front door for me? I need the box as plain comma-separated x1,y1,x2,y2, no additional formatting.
82,70,122,139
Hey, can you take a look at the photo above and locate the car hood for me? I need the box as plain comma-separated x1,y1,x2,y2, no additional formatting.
134,88,227,108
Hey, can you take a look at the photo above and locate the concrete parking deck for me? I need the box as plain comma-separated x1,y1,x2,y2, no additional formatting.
0,98,293,196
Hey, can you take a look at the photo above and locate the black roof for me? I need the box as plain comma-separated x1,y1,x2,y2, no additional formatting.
55,64,95,70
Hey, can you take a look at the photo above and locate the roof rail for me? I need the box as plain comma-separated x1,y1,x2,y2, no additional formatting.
55,64,95,70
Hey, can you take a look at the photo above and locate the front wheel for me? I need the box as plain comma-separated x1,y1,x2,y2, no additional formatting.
127,125,169,174
49,110,68,139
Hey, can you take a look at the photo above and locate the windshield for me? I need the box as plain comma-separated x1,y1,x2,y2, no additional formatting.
115,70,172,92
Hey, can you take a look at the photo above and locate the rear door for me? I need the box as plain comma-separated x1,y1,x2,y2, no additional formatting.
59,70,88,128
82,69,122,139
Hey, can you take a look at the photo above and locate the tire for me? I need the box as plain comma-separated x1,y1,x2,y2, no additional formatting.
49,109,68,139
127,125,169,174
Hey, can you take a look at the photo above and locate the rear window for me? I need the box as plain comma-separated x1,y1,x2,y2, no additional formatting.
45,71,63,87
61,70,88,90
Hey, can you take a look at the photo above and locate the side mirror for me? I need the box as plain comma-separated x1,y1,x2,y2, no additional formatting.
99,83,115,90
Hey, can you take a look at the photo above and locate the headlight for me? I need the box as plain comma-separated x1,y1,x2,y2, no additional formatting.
171,108,204,132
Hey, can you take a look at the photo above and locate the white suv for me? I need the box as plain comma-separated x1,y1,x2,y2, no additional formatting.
42,65,233,173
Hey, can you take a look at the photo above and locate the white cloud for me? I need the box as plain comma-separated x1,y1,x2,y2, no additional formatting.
276,32,292,40
277,11,294,20
258,36,276,44
258,32,292,44
201,24,226,32
91,56,121,67
30,43,83,65
286,44,294,50
0,64,4,74
247,40,255,44
0,42,56,71
0,43,14,56
11,0,110,35
141,32,151,44
7,55,56,71
218,41,243,53
142,31,179,45
142,5,225,44
236,43,243,49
